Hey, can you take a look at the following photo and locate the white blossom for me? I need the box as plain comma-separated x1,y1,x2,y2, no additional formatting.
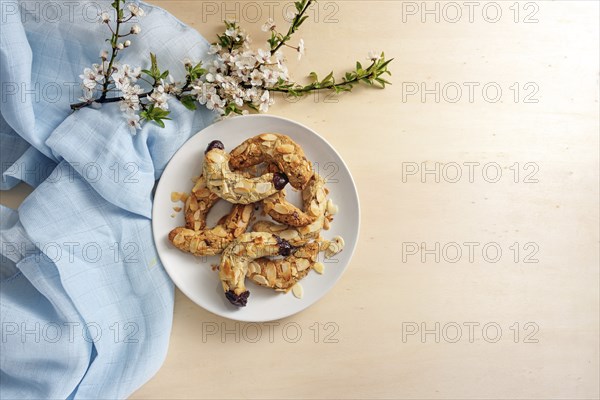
297,39,305,60
161,75,181,95
286,9,297,20
367,50,381,62
130,25,141,34
127,3,145,17
250,69,263,86
261,18,275,32
116,42,124,50
126,113,141,135
100,50,109,60
255,48,271,64
148,85,169,110
78,88,95,103
79,66,103,90
100,11,110,23
260,66,278,86
124,40,131,47
258,90,272,112
208,44,221,55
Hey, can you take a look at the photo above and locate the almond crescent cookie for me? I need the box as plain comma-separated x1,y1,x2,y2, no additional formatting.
184,175,220,230
247,242,320,292
253,174,328,245
229,133,313,189
262,170,328,226
219,232,293,307
169,203,254,256
203,140,289,204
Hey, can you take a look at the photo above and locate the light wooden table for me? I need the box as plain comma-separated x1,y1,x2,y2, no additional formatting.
3,1,599,398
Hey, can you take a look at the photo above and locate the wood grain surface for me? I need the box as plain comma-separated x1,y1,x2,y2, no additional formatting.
1,1,598,398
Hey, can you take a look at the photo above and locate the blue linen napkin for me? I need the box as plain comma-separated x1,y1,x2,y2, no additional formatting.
1,1,215,397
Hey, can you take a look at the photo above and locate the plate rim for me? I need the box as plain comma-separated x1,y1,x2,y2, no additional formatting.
151,114,361,322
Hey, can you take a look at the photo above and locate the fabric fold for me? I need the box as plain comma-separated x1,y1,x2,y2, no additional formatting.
1,1,216,398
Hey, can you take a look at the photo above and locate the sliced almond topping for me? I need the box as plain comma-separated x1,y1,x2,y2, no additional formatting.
291,283,303,299
212,226,228,238
231,142,248,156
234,186,250,194
192,179,205,193
252,275,269,286
266,262,277,284
323,218,331,230
276,144,295,154
242,206,252,223
325,236,345,258
207,151,225,164
260,133,278,141
188,197,199,212
279,229,300,240
310,200,320,216
316,188,326,203
190,237,200,253
180,193,189,202
313,262,325,274
171,192,182,202
194,221,201,231
255,182,272,194
281,261,291,275
306,219,322,233
248,261,260,275
173,206,182,212
326,199,338,215
172,233,184,245
193,210,201,220
296,258,310,271
274,203,291,214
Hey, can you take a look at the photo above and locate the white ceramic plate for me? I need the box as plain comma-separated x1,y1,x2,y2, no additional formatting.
152,115,360,322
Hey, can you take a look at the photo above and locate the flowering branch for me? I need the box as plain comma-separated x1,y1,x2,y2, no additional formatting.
70,0,392,135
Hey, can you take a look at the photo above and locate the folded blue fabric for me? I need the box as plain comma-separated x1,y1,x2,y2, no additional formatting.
1,1,215,398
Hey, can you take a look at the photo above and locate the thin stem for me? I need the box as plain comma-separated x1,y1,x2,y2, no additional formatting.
270,0,314,55
70,91,152,111
99,0,123,101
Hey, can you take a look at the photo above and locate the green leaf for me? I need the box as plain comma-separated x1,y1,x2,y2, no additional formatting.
322,71,334,85
180,95,197,111
298,15,309,26
154,119,165,128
